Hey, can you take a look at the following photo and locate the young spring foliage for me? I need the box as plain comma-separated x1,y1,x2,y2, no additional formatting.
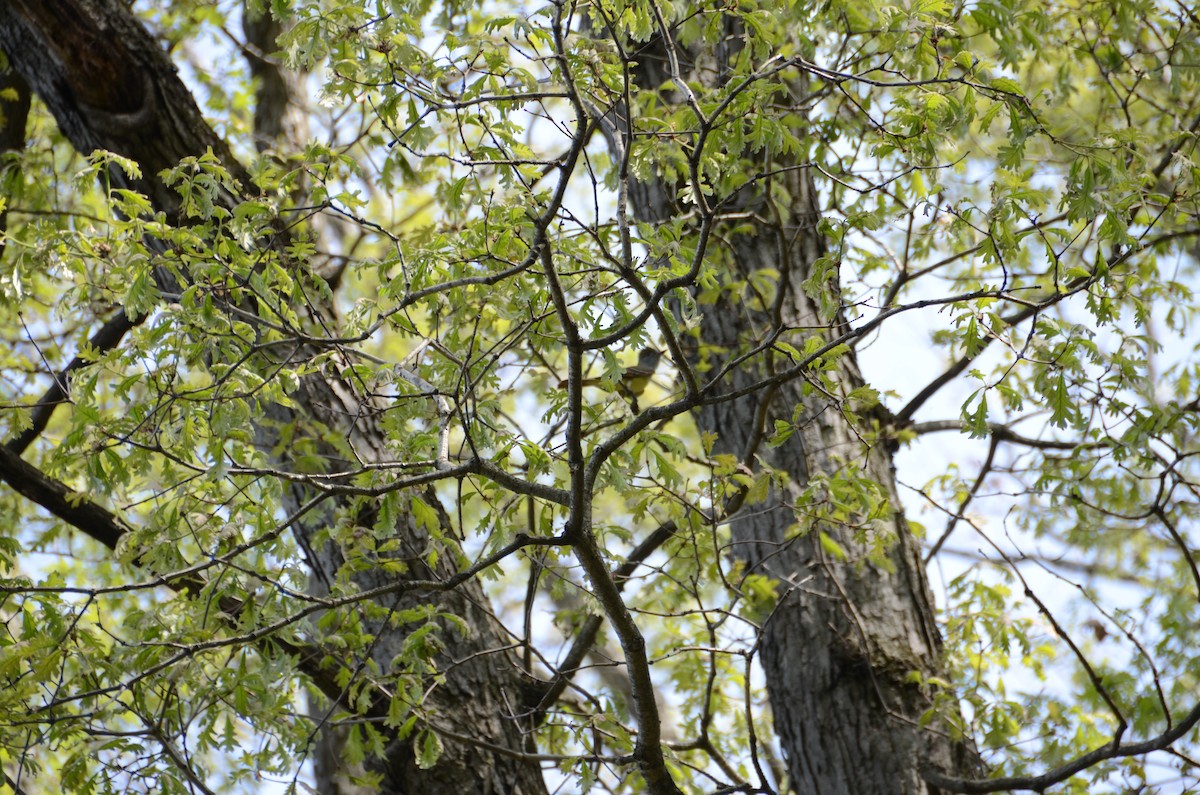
0,0,1197,792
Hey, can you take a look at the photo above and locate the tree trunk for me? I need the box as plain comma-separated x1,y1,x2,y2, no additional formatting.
697,209,971,794
621,29,978,795
0,2,547,792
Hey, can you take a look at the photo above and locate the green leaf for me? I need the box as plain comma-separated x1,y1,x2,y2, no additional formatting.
414,729,443,770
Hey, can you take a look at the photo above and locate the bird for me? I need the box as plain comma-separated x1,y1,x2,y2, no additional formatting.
558,348,663,414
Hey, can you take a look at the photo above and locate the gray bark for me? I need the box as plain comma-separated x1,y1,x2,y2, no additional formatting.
621,29,979,795
0,2,547,793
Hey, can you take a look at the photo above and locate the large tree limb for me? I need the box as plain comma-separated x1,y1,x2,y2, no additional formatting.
0,58,30,261
0,0,248,215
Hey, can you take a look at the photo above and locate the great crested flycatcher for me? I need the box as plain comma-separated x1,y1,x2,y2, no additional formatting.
558,348,663,414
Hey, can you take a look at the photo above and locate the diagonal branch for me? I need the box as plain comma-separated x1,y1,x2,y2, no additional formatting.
0,443,130,549
7,309,139,456
923,701,1200,793
0,439,386,720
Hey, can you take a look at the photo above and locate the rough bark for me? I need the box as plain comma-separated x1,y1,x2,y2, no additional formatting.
0,58,30,262
620,29,979,795
0,2,547,793
700,216,972,794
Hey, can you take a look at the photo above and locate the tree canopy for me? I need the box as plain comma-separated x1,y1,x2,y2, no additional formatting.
0,0,1198,793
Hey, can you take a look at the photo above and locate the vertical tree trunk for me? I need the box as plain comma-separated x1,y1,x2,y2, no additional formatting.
622,30,977,795
697,208,968,793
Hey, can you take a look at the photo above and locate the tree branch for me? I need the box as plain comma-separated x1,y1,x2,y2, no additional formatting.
6,309,139,456
923,701,1200,793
